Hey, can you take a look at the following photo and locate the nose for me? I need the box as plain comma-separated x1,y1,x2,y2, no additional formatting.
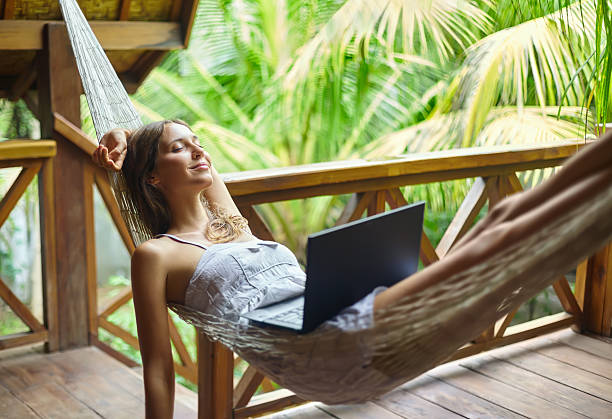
192,148,202,159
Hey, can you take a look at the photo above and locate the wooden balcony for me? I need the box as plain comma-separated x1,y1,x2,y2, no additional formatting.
0,328,609,417
1,130,611,418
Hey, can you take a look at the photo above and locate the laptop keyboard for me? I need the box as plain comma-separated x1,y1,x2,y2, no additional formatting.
267,305,304,325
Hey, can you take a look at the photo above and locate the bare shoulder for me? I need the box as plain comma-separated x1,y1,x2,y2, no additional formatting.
131,239,171,284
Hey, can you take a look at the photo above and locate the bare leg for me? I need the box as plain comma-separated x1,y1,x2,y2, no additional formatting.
374,130,612,311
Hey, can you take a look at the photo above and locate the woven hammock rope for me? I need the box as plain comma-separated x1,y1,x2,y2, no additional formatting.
60,0,612,404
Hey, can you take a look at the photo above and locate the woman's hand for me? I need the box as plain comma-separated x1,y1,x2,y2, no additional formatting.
92,128,130,171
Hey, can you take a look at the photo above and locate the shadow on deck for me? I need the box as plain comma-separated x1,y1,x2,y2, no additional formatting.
0,328,609,418
264,329,612,418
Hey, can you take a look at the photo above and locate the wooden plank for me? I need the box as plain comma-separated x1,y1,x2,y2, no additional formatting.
400,374,523,418
39,157,59,352
494,305,520,338
512,337,612,380
197,332,214,419
0,387,39,418
460,353,612,418
0,164,41,228
53,112,97,156
577,243,612,335
317,401,403,418
429,362,584,418
126,50,167,90
0,352,63,391
547,329,612,361
552,276,583,317
98,287,133,318
223,140,587,198
348,191,375,222
118,0,131,20
436,177,488,257
374,386,462,418
449,313,576,361
12,382,99,418
375,190,386,214
170,0,184,21
233,365,265,408
39,23,90,350
91,336,139,368
212,342,233,418
234,389,304,419
180,0,200,47
489,343,612,402
83,163,98,340
94,168,136,255
0,276,45,332
258,403,333,418
2,0,14,19
167,314,195,371
0,21,183,50
0,331,48,350
98,318,139,351
420,231,440,267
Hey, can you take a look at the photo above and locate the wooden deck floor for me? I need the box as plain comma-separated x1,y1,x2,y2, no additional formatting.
0,328,609,418
264,329,612,419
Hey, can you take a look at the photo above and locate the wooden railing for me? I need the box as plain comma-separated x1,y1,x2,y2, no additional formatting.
5,117,610,418
0,140,57,351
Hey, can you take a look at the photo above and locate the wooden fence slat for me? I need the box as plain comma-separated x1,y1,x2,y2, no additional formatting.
233,365,265,408
84,163,98,339
552,276,583,317
99,288,133,318
98,318,139,351
495,306,520,338
419,232,440,266
0,330,48,350
0,163,41,228
39,157,59,351
334,193,359,226
233,390,304,419
167,314,195,371
436,177,488,258
348,191,375,222
0,276,45,332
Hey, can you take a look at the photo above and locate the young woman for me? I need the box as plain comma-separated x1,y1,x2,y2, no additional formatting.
93,121,612,418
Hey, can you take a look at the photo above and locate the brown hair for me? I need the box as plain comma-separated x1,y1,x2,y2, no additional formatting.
121,120,248,242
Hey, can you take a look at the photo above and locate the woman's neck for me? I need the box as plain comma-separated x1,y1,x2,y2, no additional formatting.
165,192,210,234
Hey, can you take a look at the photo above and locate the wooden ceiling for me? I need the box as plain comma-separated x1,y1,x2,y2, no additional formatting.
0,0,199,100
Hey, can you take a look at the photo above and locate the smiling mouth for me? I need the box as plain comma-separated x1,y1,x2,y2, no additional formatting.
190,162,210,170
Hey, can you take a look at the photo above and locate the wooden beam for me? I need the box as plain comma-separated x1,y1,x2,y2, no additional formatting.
170,0,184,21
128,51,167,87
98,317,139,350
118,0,132,20
53,112,97,155
0,140,56,161
180,0,200,47
38,23,90,350
436,177,488,257
84,163,98,340
2,0,15,19
233,390,304,419
233,366,265,408
223,141,588,199
0,330,48,350
237,205,275,241
0,164,41,228
197,333,233,419
0,275,45,332
0,21,183,50
99,287,133,318
39,157,59,352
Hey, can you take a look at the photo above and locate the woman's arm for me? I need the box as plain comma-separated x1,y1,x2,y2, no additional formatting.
131,242,175,419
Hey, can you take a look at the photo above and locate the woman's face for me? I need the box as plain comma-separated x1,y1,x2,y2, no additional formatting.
149,122,213,195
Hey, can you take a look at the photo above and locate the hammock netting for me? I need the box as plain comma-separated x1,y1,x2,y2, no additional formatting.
60,0,612,404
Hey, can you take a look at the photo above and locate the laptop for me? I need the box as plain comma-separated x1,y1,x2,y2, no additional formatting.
241,201,425,333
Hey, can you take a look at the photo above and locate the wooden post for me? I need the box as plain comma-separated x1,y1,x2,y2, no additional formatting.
37,23,93,349
575,245,612,337
197,332,233,418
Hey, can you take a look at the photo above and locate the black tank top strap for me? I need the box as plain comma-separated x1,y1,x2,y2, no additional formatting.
155,233,208,250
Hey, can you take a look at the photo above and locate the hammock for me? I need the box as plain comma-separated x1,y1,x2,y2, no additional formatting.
59,0,612,404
